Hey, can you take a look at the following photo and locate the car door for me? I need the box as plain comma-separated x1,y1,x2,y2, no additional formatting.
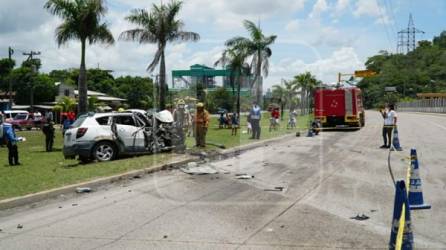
113,115,145,152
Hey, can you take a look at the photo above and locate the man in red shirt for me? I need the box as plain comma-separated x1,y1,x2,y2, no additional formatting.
269,108,280,131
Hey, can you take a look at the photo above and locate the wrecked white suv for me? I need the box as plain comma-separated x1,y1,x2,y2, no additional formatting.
63,111,179,163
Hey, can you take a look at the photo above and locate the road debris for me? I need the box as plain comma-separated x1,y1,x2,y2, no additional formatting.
163,235,168,239
264,187,285,192
132,175,142,179
350,214,370,221
181,162,219,175
76,187,92,193
72,203,78,207
17,224,23,229
235,174,254,179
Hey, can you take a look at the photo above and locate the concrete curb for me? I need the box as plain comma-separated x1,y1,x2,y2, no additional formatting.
0,154,197,210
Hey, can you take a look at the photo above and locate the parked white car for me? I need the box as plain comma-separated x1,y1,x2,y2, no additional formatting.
63,110,178,163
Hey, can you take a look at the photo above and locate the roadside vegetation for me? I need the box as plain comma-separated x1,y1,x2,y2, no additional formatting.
358,31,446,108
0,112,310,200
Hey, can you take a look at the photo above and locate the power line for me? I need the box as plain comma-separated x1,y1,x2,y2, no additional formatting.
375,0,394,52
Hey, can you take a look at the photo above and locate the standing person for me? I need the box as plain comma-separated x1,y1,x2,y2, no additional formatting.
0,112,4,147
42,118,55,152
62,114,70,137
246,114,252,135
288,109,298,129
173,99,191,147
194,103,210,147
380,104,397,149
250,102,262,139
231,112,239,136
270,107,280,131
3,122,20,166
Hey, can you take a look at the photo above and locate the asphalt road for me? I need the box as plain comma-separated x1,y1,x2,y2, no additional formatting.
0,111,445,249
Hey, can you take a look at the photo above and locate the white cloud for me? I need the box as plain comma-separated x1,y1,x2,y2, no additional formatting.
268,47,363,88
309,0,329,18
354,0,392,24
335,0,350,12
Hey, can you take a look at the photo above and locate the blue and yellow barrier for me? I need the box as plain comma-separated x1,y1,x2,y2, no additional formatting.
389,180,413,250
408,148,431,210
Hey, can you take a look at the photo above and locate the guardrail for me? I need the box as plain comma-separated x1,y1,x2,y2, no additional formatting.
398,99,446,113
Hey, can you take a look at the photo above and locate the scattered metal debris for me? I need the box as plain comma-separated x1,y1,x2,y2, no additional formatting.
264,187,285,192
76,187,92,193
235,174,254,179
17,224,23,229
350,214,370,221
181,163,219,175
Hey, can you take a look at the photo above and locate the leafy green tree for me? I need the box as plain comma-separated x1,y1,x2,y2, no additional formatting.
54,96,77,113
45,0,115,115
293,72,319,115
215,47,249,116
119,0,199,110
271,80,298,120
0,58,15,92
114,76,155,109
225,20,277,104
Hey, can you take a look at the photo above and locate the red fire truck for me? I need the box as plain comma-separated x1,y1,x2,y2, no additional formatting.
314,87,365,128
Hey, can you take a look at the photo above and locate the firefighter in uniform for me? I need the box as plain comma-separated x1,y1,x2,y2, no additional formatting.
42,118,55,152
194,102,210,147
173,99,191,147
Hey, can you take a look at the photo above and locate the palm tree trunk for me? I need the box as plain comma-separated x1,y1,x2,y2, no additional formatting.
159,50,166,110
236,73,241,117
300,90,305,115
78,39,88,115
256,51,262,105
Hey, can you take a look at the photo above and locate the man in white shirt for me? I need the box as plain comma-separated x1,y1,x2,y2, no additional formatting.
380,104,397,148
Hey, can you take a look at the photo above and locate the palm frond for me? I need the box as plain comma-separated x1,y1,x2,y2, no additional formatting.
243,20,262,41
44,0,76,19
55,21,79,46
89,23,115,45
171,31,200,42
125,8,150,27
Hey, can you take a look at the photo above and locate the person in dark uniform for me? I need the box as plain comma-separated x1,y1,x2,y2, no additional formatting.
42,118,55,152
3,122,20,166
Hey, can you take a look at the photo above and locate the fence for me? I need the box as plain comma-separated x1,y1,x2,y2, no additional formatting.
398,99,446,113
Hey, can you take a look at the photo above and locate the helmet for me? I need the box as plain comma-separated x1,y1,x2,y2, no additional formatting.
177,99,185,106
196,102,204,108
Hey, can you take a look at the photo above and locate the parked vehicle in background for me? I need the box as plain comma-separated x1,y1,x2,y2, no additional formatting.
3,110,28,123
10,112,46,130
63,110,181,163
314,87,365,128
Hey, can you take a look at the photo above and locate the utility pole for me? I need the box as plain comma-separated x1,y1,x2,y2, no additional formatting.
8,47,14,108
22,50,41,112
22,50,41,61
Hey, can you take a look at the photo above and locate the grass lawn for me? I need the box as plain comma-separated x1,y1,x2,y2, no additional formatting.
0,112,311,200
186,112,311,149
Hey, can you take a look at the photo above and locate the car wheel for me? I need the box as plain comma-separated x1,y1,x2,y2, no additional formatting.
93,141,116,162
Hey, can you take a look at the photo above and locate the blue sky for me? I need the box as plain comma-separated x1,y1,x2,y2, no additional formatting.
0,0,445,90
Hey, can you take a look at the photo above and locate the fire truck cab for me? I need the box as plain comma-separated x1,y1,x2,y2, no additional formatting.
314,87,365,128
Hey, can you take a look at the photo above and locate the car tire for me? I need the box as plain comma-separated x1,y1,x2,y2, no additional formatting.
92,141,116,162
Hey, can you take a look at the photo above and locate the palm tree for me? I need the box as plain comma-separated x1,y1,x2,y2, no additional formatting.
293,72,319,115
214,48,249,117
119,0,199,110
225,20,277,104
272,80,298,120
45,0,115,115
